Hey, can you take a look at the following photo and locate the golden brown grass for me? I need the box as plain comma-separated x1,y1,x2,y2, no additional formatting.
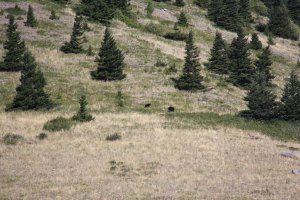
1,112,300,199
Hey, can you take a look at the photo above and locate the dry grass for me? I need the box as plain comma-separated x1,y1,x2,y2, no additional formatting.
1,112,300,200
1,1,300,199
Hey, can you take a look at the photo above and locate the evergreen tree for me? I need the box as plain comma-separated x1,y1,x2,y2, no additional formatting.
174,0,185,7
24,5,38,27
174,31,204,91
177,12,188,26
60,14,85,54
194,0,209,8
5,51,53,111
115,90,125,107
228,29,254,88
249,33,262,50
287,0,300,26
261,0,274,8
206,32,229,74
111,0,129,10
0,15,25,72
268,1,298,40
239,0,252,24
267,35,275,45
240,72,279,120
146,1,154,18
91,27,126,81
207,0,222,22
80,0,114,25
280,70,300,120
72,94,94,122
217,0,239,31
254,46,274,85
49,10,59,20
87,45,94,56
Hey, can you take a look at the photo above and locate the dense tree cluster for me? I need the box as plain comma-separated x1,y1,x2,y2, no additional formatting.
78,0,130,24
268,1,299,40
207,0,252,31
242,69,300,121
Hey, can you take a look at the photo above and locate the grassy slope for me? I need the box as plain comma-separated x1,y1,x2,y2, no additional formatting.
0,0,300,199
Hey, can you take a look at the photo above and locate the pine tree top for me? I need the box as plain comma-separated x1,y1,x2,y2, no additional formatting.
25,5,38,27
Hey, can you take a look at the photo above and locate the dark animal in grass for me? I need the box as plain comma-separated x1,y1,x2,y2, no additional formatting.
168,106,175,112
145,103,151,108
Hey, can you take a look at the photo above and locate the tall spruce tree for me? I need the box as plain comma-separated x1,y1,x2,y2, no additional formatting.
24,5,38,27
255,46,274,85
5,51,53,111
177,12,188,26
0,15,25,71
240,72,279,120
228,29,254,88
287,0,300,26
268,1,298,40
249,33,262,50
60,14,85,54
217,0,239,31
280,70,300,120
174,31,204,91
205,32,229,74
72,94,94,122
91,27,126,81
239,0,252,24
207,0,222,23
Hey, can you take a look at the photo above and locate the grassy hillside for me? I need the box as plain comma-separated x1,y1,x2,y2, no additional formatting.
0,0,300,199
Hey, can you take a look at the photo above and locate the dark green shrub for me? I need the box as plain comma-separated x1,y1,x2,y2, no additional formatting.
36,132,48,140
106,133,122,141
164,32,187,41
43,117,73,132
3,133,23,145
155,60,167,68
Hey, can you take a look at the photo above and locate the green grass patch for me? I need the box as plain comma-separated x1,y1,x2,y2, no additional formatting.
43,116,73,132
167,112,300,142
4,7,26,16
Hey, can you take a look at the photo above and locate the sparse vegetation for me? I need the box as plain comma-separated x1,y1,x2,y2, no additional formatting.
3,133,23,145
1,0,300,199
106,133,122,141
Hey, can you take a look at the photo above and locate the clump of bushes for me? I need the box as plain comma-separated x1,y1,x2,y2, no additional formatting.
3,133,23,145
164,32,187,41
36,132,48,140
43,117,73,132
106,133,122,141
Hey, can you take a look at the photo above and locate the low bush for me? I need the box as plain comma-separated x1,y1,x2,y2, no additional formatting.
43,117,73,132
106,133,122,141
36,132,48,140
164,32,187,41
3,133,23,145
